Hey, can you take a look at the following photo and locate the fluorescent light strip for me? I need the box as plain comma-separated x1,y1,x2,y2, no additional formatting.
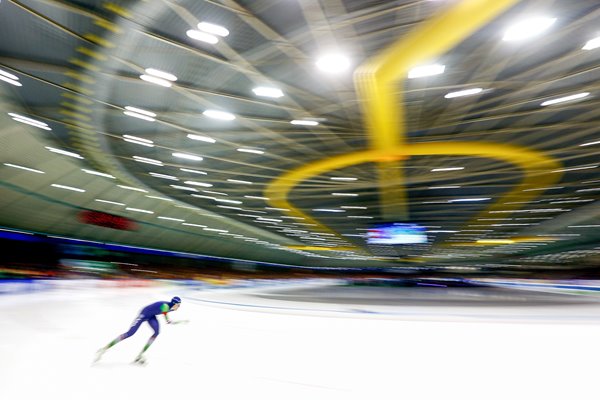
95,199,125,206
3,163,44,174
140,74,172,87
180,168,207,175
203,110,235,120
126,207,154,214
133,156,163,165
313,208,345,212
341,206,367,209
237,148,264,154
290,119,318,126
429,186,461,189
173,152,203,161
183,180,212,187
51,184,85,192
444,88,483,99
8,113,47,126
214,198,242,204
124,138,154,147
191,194,215,200
144,68,177,82
580,140,600,147
197,22,229,37
12,117,52,130
0,75,22,86
149,172,179,181
186,29,218,44
552,165,597,173
583,36,600,50
408,64,445,79
503,17,556,41
203,190,227,196
244,195,269,200
124,106,156,117
347,216,373,219
227,179,252,184
265,207,289,211
431,167,464,172
449,198,491,202
123,111,155,121
330,177,357,181
146,195,173,201
217,205,242,210
576,188,600,192
187,134,216,143
203,228,228,233
182,223,207,228
0,68,19,81
331,193,358,196
541,92,589,106
117,185,148,193
45,146,83,159
157,216,184,222
123,135,153,144
170,185,198,192
252,87,283,98
82,169,115,179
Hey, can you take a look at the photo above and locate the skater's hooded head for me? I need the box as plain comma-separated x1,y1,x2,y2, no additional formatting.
170,296,181,310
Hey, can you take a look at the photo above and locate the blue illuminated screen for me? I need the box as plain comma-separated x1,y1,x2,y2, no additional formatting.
366,223,427,245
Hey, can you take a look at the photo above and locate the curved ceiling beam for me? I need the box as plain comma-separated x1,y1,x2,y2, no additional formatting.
265,141,562,244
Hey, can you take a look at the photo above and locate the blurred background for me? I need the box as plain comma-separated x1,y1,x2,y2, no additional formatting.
1,0,600,398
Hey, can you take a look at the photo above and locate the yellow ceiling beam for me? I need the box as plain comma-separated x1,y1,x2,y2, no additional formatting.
354,0,521,220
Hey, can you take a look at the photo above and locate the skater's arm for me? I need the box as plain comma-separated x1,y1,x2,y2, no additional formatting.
160,303,172,324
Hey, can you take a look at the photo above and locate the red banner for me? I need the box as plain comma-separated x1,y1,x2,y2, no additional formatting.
78,210,137,231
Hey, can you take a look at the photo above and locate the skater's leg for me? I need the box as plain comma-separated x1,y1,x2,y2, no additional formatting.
96,314,146,361
134,317,160,362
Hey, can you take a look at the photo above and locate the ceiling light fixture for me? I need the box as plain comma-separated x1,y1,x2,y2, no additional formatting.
203,109,235,120
180,168,207,175
183,180,213,187
290,119,318,126
45,146,84,159
237,148,264,154
118,185,148,193
541,92,589,106
144,68,177,82
503,17,556,41
3,163,44,174
252,86,284,98
316,54,350,73
444,88,483,98
431,167,464,172
172,152,203,161
408,64,445,78
187,134,216,143
227,179,252,184
126,207,154,214
197,22,229,37
0,68,21,86
51,184,85,192
82,169,115,179
133,156,163,166
139,74,172,87
580,140,600,147
583,36,600,50
186,29,218,44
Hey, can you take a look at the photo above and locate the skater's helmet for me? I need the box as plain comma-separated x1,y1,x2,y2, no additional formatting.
171,296,181,305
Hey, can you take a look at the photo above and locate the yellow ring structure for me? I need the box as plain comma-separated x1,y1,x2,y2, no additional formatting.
266,0,563,251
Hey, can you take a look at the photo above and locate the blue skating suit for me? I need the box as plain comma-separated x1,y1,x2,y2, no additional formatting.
122,301,173,340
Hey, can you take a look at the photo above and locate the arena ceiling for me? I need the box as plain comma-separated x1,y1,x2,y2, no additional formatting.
0,0,599,269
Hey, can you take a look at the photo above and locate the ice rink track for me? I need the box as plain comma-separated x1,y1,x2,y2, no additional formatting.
3,282,600,400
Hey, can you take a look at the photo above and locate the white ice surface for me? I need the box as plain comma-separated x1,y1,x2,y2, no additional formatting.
2,285,600,400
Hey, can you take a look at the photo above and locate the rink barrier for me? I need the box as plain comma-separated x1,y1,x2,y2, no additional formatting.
0,279,52,295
